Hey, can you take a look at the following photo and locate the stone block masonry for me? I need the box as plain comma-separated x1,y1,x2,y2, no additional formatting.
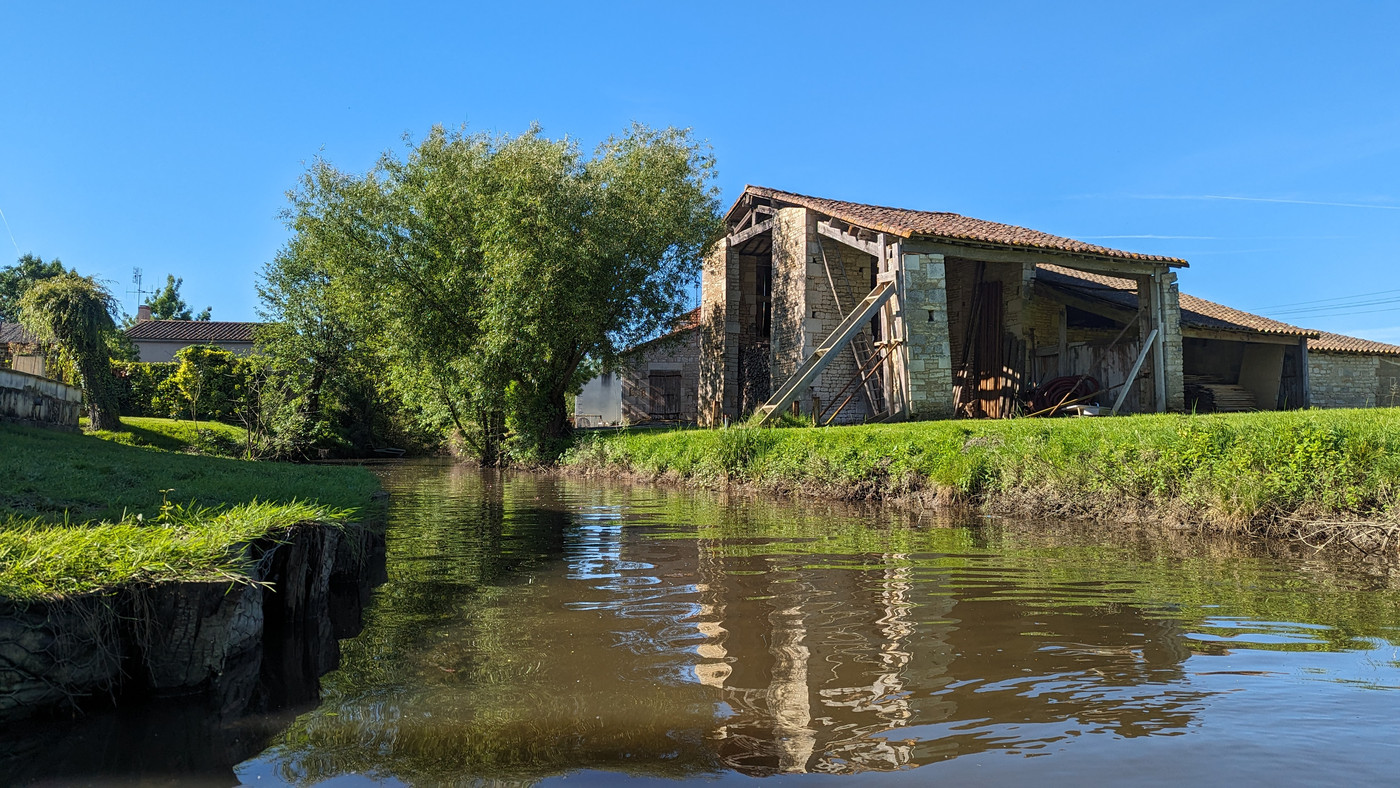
902,253,956,419
1309,353,1392,409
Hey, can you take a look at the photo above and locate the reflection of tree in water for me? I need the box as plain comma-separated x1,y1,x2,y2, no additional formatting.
256,466,1400,783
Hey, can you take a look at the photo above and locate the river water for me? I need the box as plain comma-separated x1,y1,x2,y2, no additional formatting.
14,461,1400,785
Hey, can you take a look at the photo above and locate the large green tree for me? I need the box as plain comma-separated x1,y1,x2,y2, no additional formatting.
264,123,720,463
19,273,123,430
0,254,67,323
148,274,211,320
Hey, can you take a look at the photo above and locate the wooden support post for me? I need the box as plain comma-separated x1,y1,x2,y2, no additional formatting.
811,396,820,421
790,401,800,417
1056,307,1068,378
1299,336,1311,409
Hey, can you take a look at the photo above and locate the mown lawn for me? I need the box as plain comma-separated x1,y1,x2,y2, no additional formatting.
85,415,250,457
565,409,1400,532
0,423,380,600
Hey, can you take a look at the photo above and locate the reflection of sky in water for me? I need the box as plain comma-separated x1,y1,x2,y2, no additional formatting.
229,464,1400,786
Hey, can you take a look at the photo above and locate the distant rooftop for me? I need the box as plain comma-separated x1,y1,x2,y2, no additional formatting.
125,320,260,343
0,322,38,344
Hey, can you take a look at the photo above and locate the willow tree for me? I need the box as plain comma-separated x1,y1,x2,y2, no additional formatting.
19,273,123,430
266,123,721,463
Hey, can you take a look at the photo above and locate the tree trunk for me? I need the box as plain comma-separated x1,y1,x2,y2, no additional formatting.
542,389,571,444
81,354,122,431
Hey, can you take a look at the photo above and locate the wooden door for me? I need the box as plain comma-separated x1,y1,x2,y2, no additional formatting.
649,372,683,419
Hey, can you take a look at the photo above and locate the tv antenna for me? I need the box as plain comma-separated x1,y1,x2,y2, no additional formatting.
127,267,152,309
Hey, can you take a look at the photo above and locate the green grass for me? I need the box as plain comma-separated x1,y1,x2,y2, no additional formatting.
565,409,1400,535
0,501,350,599
86,416,249,457
0,422,380,600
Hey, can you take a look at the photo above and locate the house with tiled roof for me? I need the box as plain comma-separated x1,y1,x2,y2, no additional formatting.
0,322,47,377
697,185,1400,423
575,308,703,426
124,305,261,362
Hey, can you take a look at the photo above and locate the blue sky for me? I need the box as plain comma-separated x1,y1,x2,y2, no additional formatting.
3,1,1399,339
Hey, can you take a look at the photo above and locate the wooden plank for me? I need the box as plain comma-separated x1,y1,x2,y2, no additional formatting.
901,239,1184,273
756,280,897,426
1111,328,1158,415
1180,327,1308,345
727,218,774,247
1299,337,1311,409
817,220,882,257
1034,280,1140,324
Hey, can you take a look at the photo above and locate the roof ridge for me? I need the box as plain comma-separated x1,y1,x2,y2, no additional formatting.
746,185,965,218
735,186,1187,265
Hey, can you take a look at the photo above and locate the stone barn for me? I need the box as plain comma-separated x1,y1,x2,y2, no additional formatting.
1307,332,1400,408
700,187,1189,425
1031,267,1319,412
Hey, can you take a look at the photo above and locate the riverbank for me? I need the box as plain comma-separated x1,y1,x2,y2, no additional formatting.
0,422,384,720
565,408,1400,549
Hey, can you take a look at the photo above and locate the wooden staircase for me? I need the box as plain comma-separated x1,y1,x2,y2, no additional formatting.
753,279,896,426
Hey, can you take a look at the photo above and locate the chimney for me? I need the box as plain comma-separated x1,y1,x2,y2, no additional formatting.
137,304,152,322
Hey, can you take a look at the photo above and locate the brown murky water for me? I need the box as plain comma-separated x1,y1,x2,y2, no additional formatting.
14,460,1400,785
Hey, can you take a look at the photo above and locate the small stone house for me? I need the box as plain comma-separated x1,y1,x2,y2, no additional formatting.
574,310,703,426
0,323,46,377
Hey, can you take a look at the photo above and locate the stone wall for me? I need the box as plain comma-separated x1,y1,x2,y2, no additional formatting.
620,328,702,423
769,208,808,390
1159,271,1186,411
901,252,955,419
0,368,81,429
1309,352,1400,409
697,240,732,424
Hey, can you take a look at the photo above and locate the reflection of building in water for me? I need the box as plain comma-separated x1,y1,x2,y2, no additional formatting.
684,534,1196,776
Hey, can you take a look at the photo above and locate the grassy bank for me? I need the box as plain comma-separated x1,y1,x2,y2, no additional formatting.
86,416,249,457
0,423,380,600
565,409,1400,545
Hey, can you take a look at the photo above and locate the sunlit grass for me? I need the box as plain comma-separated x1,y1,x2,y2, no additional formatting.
85,415,249,457
564,408,1400,531
0,422,380,599
0,501,349,600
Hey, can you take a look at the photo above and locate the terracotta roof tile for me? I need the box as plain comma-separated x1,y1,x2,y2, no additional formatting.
1309,331,1400,356
1035,265,1316,338
739,186,1188,265
125,320,260,342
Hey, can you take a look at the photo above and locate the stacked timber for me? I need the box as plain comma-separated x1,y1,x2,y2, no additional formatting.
1185,379,1258,412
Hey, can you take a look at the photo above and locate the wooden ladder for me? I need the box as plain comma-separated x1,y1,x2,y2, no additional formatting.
753,279,897,426
818,237,886,416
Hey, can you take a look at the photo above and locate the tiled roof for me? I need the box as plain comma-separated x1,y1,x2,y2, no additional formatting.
625,309,700,354
0,322,37,344
1035,265,1317,338
125,320,260,342
1309,331,1400,356
738,186,1188,265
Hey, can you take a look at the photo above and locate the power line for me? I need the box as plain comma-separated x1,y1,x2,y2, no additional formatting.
1265,296,1400,318
1249,287,1400,311
0,206,19,257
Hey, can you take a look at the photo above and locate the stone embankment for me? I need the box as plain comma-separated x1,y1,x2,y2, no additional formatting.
0,519,386,723
0,368,82,429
